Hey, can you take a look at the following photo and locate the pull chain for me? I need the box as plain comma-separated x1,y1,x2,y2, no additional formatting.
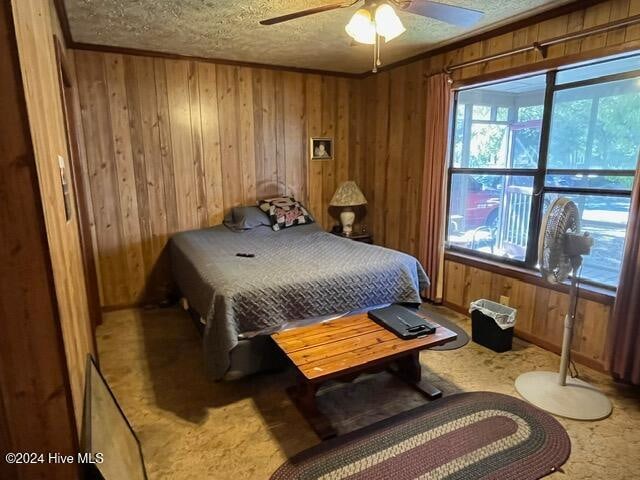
372,33,378,73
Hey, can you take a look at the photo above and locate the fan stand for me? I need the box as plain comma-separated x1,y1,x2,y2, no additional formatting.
515,263,612,421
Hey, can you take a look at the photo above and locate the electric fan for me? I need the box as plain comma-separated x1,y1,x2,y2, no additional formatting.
515,197,612,420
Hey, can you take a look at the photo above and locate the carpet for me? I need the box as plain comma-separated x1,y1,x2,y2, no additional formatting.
416,308,470,351
271,392,570,480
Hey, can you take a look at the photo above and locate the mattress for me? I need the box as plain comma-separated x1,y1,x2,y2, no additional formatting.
170,223,429,379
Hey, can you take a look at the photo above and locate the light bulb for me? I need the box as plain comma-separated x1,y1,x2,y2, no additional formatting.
375,3,405,42
345,8,376,45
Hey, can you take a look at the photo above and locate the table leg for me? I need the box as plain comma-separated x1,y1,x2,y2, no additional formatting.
286,378,336,440
391,352,442,400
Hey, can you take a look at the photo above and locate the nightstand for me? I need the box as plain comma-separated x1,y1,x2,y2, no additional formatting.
330,231,373,244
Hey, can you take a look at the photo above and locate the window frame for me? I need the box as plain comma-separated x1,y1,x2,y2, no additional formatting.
445,59,640,290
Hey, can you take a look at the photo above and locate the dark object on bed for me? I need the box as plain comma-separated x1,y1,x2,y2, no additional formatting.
223,206,271,231
368,305,436,339
170,223,429,379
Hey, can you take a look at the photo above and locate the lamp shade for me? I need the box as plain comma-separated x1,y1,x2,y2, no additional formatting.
375,4,405,42
329,181,367,207
345,8,376,45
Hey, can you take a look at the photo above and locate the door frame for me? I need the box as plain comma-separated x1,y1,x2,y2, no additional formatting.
54,36,103,342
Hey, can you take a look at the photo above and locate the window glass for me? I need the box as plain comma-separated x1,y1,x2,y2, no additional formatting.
469,124,509,168
518,105,543,122
557,54,640,85
447,59,638,288
452,104,465,167
496,107,509,122
545,174,634,191
542,193,630,286
512,120,543,168
548,78,640,170
448,174,534,261
472,105,491,120
452,75,545,169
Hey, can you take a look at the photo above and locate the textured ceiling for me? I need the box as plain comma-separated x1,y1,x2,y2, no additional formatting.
64,0,573,74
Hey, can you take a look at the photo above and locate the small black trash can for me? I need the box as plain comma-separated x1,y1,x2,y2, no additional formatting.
470,299,516,353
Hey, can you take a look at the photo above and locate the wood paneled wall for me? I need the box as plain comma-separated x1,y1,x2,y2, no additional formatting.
1,2,79,478
414,0,640,81
73,0,636,367
355,0,640,256
351,0,637,369
74,51,360,307
11,0,95,430
354,61,428,259
443,260,612,371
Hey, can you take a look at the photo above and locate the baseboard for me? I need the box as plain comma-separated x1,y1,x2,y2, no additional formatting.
101,303,140,312
441,301,607,373
101,300,174,312
514,330,606,373
442,301,468,317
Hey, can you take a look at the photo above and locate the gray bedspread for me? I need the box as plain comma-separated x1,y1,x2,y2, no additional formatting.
170,223,429,379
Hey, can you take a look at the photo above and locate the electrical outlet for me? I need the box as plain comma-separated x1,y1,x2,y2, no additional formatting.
500,295,510,306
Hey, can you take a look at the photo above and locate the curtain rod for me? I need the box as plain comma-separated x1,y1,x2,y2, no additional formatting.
444,13,640,73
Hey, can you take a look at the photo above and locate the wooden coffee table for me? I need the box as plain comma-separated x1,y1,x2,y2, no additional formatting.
271,311,457,439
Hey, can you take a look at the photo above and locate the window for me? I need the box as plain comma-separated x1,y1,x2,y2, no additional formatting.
446,53,640,288
448,74,546,263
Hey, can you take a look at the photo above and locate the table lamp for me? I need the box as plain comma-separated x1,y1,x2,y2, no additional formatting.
329,181,367,235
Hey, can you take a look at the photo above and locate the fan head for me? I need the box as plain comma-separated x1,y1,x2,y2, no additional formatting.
538,197,581,284
260,1,484,28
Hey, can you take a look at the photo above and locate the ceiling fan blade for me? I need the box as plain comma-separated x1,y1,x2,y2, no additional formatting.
399,1,484,28
260,3,349,25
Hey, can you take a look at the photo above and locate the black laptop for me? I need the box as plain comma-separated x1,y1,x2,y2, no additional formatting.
368,305,437,339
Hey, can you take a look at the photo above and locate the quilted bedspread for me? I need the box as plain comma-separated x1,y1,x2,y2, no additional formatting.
170,223,429,379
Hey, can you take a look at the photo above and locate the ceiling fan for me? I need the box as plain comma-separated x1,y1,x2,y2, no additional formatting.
260,1,484,72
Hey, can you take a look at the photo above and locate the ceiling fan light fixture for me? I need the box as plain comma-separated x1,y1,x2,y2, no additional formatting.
345,8,376,44
375,3,405,42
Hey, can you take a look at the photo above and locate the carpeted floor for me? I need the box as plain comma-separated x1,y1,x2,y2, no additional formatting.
97,305,640,480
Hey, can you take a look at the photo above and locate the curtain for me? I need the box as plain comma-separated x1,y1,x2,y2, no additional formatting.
418,73,452,302
606,172,640,384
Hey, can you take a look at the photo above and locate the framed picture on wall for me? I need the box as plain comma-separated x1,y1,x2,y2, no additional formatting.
310,137,333,160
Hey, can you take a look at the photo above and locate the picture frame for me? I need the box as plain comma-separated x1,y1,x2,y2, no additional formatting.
310,137,333,160
83,355,148,480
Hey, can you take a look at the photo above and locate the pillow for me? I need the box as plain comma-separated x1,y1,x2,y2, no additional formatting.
223,206,271,231
258,196,314,231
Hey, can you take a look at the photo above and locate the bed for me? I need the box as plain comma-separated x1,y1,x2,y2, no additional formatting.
170,222,429,380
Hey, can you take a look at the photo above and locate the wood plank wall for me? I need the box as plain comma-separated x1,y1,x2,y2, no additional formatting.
352,0,639,371
426,0,640,82
1,1,79,477
11,0,95,431
74,51,360,308
71,0,637,366
355,0,640,255
443,261,612,371
354,62,428,259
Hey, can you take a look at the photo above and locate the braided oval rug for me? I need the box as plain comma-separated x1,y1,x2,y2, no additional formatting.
271,392,570,480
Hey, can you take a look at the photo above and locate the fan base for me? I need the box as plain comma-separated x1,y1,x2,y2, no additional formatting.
515,371,612,421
